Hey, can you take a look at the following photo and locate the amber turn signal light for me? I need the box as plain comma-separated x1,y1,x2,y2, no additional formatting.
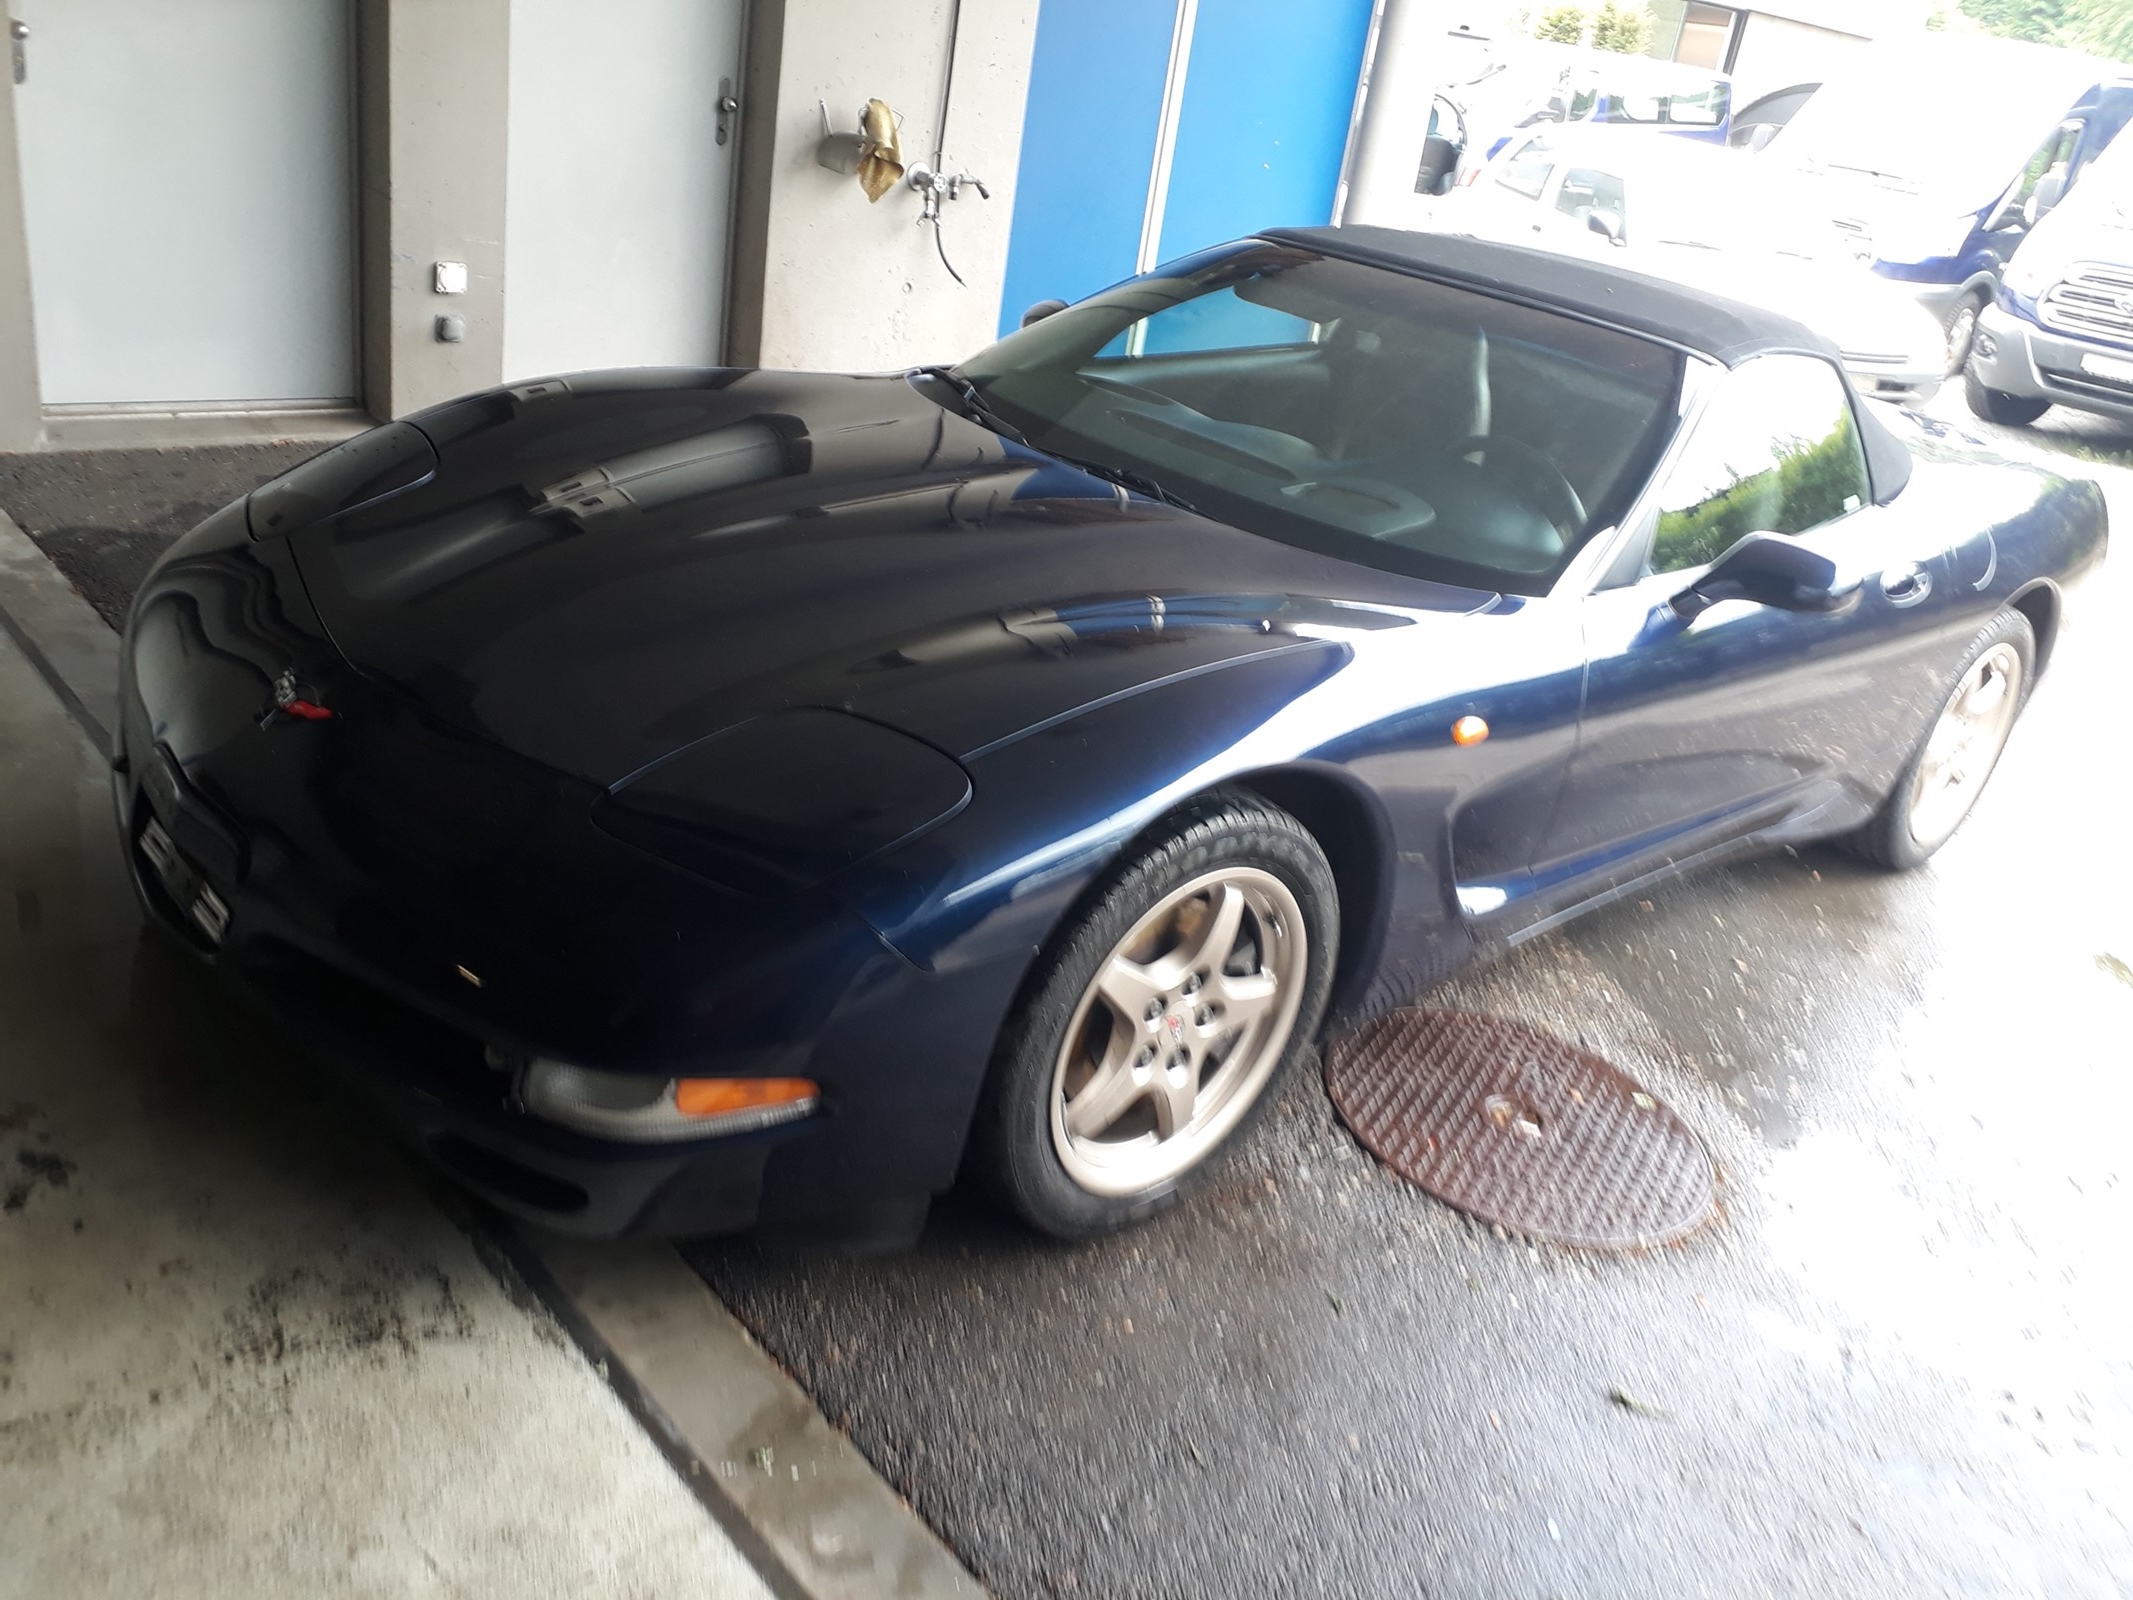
1451,715,1490,746
675,1077,820,1118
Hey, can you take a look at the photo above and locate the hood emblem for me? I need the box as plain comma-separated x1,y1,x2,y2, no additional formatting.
260,668,336,727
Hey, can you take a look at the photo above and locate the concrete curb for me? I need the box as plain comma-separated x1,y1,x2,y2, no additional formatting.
0,506,116,751
522,1234,985,1600
0,498,986,1600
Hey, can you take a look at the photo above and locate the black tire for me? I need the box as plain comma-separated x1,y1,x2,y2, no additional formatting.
1840,608,2035,871
972,791,1339,1239
1943,290,1988,376
1964,368,2050,427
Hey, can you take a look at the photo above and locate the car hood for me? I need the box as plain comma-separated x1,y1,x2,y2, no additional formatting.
281,369,1488,786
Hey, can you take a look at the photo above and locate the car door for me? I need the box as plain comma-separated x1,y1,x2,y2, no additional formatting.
1531,354,1967,891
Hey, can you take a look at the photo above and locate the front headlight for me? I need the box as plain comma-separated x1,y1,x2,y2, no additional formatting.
2002,250,2053,301
521,1059,818,1142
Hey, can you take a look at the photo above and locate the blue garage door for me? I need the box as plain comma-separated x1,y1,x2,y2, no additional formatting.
998,0,1374,335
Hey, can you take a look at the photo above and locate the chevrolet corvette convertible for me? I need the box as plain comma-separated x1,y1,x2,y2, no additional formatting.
119,228,2106,1242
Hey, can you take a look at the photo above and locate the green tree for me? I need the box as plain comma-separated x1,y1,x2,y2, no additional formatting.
2064,0,2133,59
1534,4,1587,44
1591,0,1652,52
1955,0,2074,44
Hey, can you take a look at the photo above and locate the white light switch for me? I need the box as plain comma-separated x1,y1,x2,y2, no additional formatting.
433,261,468,295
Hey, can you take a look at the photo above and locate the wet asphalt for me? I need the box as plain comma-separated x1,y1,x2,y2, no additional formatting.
686,391,2133,1599
6,395,2131,1599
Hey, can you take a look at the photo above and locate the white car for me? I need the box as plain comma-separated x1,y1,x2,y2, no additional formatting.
1421,127,1949,406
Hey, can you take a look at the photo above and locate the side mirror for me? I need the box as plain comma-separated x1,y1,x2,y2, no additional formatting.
1021,298,1069,329
1587,209,1625,246
2025,168,2067,227
1670,531,1861,619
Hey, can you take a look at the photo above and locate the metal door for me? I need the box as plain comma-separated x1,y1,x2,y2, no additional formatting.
502,0,745,380
12,0,356,406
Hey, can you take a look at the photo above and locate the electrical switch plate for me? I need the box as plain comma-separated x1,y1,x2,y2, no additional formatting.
433,261,469,295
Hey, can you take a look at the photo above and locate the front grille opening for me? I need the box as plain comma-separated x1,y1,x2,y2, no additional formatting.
241,937,495,1100
429,1134,590,1214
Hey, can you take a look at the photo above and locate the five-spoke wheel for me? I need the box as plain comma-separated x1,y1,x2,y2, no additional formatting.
975,792,1337,1237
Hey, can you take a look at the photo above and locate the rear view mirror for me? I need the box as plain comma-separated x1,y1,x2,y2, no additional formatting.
1021,299,1069,329
1670,531,1860,619
1587,209,1625,246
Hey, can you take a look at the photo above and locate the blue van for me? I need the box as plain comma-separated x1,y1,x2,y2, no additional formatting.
1967,127,2133,425
1770,38,2133,373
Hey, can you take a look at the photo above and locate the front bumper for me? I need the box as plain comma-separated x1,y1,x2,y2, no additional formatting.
117,758,792,1235
1970,303,2133,424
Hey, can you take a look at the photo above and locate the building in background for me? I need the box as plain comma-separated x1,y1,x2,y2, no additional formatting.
0,0,1385,455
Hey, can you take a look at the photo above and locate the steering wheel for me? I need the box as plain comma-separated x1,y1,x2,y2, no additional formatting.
1446,435,1586,536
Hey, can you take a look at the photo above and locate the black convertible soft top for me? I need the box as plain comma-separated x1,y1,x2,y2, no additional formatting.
1264,225,1913,503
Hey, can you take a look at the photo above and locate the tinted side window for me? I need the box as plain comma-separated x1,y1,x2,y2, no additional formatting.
1648,356,1870,575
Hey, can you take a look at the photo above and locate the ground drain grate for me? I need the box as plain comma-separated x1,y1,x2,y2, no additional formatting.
1324,1009,1714,1249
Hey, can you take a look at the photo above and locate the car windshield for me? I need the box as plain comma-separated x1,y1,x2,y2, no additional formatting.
947,243,1684,594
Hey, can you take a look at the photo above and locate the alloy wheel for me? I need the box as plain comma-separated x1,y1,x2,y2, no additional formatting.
1907,640,2023,849
1048,868,1307,1197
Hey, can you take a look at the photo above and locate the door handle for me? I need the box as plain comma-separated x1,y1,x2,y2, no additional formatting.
9,19,26,86
716,76,739,145
1880,563,1933,607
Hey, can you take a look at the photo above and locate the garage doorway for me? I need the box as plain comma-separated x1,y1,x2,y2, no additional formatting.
11,0,357,408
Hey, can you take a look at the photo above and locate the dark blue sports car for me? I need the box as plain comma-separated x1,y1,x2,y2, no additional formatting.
118,229,2106,1242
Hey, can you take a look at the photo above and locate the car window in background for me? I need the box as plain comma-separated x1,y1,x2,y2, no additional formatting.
1647,355,1869,574
1498,137,1557,199
1661,83,1726,126
2004,121,2081,219
952,243,1685,595
1556,168,1627,227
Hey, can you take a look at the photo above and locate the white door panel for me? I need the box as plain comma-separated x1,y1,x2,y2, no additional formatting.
504,0,743,380
13,0,356,406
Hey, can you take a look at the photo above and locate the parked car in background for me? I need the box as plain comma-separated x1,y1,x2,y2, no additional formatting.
1432,128,1949,405
1969,124,2133,425
1446,48,1733,185
1766,36,2133,370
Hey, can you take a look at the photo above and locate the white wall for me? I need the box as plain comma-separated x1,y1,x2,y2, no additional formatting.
745,0,1041,372
1731,12,1873,103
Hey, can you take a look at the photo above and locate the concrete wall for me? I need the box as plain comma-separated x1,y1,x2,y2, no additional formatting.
358,0,511,419
730,0,1041,373
0,67,43,449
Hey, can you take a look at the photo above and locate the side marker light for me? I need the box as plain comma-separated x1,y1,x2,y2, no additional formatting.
1451,715,1490,746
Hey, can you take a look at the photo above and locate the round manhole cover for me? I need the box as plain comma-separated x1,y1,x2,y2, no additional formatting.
1324,1009,1714,1249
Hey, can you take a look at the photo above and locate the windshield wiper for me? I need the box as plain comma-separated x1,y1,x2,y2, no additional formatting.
913,366,1029,445
912,367,1197,512
1043,451,1200,514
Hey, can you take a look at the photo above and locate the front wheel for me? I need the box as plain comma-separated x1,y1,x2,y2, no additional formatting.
973,793,1338,1238
1943,292,1988,376
1964,368,2051,427
1842,608,2034,871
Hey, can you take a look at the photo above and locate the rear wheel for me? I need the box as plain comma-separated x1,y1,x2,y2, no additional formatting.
1842,608,2033,871
1964,368,2050,427
974,793,1337,1238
